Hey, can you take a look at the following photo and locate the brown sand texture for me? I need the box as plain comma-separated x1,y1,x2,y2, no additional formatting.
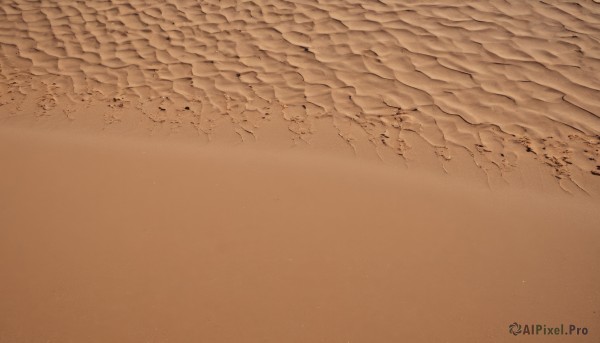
0,0,600,342
1,0,600,193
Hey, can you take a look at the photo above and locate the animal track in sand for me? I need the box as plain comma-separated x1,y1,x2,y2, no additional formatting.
0,0,599,191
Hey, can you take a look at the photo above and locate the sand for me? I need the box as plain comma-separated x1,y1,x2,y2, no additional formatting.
0,0,599,342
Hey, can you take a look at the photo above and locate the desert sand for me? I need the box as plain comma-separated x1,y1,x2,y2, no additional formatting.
0,0,599,342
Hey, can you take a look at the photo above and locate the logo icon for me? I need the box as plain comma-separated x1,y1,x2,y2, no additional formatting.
509,322,522,336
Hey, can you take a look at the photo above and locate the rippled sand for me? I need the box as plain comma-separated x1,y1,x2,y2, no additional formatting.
1,0,600,193
0,1,599,342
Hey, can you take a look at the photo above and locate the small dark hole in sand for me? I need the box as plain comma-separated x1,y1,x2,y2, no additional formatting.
526,147,533,152
185,106,190,110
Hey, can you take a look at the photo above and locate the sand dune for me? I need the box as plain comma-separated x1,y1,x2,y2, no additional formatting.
1,125,599,342
0,0,599,194
1,1,600,342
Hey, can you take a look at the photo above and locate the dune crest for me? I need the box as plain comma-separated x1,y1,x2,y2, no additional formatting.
0,0,599,194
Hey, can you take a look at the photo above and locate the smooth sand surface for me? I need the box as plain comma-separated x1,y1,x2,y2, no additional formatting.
0,0,599,342
1,125,599,342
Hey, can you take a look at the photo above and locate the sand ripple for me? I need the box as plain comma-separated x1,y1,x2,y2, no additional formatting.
1,0,599,191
